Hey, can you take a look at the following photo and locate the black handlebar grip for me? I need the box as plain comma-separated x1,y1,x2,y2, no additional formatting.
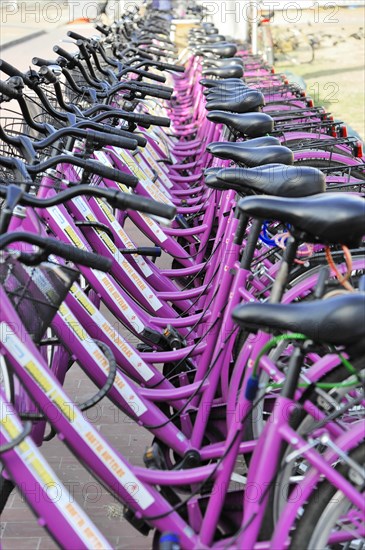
32,57,58,67
45,239,112,271
157,62,185,73
111,192,176,220
138,114,171,128
53,45,76,63
76,40,91,60
95,24,109,36
67,30,90,42
136,69,166,83
0,60,33,88
38,66,58,84
83,159,138,188
137,86,172,100
122,132,147,148
101,126,147,147
88,130,138,150
137,82,174,94
136,247,162,258
0,79,22,99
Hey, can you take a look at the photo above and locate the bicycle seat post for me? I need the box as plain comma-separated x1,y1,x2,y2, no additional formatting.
269,236,299,303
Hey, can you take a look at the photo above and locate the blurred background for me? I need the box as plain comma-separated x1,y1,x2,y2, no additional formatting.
1,0,364,137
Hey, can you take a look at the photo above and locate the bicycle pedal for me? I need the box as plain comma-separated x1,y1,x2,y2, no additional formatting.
144,443,167,470
136,343,154,353
176,213,192,229
163,325,186,351
123,507,151,536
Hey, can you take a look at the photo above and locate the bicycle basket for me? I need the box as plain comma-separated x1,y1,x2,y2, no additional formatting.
0,253,79,344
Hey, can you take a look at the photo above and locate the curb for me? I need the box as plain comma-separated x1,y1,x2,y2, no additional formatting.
1,30,47,51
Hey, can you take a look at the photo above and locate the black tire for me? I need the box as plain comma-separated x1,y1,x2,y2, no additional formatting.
289,443,365,549
0,468,15,514
0,356,14,404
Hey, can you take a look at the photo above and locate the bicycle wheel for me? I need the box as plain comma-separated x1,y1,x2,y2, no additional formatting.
266,362,364,537
289,443,365,549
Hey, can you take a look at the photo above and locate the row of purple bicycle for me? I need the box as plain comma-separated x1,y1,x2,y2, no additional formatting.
0,2,364,549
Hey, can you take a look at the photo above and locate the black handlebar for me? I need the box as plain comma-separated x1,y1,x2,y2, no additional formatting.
0,79,22,99
0,59,33,88
95,24,109,36
0,183,176,220
38,65,59,84
82,129,138,150
0,232,112,272
67,30,90,42
32,57,59,68
110,192,175,219
80,159,138,186
53,45,76,64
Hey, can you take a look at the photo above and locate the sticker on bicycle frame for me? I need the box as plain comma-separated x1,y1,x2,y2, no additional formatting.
133,151,154,180
0,408,112,549
116,148,146,181
93,150,114,169
94,274,145,334
70,285,154,382
47,206,87,251
0,325,155,510
72,195,92,217
49,202,159,311
138,213,168,243
142,146,174,189
119,259,163,311
72,196,119,256
83,430,155,510
48,205,69,229
56,303,148,416
95,200,153,278
71,199,161,310
134,154,172,200
117,148,173,200
0,324,74,421
138,178,174,207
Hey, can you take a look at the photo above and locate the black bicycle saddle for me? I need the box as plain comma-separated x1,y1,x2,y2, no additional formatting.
207,112,274,137
200,43,238,58
207,143,293,167
206,90,264,113
237,193,365,247
202,65,244,79
208,164,325,197
233,294,365,357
